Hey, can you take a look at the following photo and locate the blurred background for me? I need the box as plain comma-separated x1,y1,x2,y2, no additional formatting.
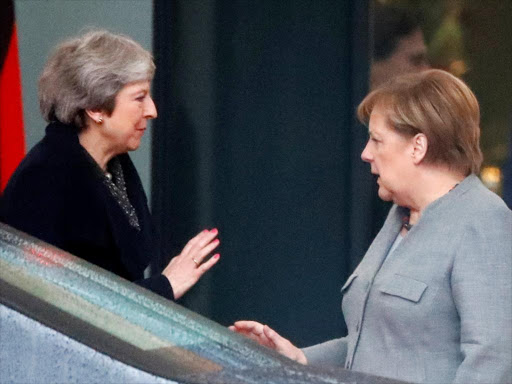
379,0,511,196
9,0,511,347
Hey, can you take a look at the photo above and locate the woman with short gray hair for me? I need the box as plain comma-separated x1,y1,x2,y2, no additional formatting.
1,30,220,301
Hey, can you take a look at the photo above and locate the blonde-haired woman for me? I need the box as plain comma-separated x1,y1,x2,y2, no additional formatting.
232,70,512,384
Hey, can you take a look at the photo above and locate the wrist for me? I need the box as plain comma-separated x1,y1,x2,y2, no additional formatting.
164,273,184,300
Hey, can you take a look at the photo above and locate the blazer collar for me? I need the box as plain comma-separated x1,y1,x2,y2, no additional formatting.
419,174,478,222
356,174,479,276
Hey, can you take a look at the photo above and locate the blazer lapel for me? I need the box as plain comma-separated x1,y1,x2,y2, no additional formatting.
355,204,404,277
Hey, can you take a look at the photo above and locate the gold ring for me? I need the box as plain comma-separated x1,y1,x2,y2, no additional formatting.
192,258,200,267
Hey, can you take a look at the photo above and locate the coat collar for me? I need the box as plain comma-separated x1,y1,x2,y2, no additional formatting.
44,121,110,181
44,120,81,145
356,174,480,277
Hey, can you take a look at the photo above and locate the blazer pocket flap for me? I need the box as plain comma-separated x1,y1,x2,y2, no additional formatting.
380,275,427,303
341,273,358,293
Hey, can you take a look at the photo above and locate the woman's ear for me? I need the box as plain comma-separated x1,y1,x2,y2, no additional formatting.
411,133,428,164
85,109,104,125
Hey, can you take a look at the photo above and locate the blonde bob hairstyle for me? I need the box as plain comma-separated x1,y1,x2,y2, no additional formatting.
357,69,483,175
39,30,155,130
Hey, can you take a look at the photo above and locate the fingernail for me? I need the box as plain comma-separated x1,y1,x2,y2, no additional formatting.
213,253,220,259
202,229,209,233
214,239,220,244
210,228,218,234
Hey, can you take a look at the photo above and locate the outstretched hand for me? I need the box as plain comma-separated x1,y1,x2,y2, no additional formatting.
229,321,307,364
162,228,220,300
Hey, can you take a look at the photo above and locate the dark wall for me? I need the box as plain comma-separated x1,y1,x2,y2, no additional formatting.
152,0,376,347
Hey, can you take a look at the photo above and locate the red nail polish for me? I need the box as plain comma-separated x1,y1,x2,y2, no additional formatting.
210,228,218,234
213,253,220,259
214,239,220,244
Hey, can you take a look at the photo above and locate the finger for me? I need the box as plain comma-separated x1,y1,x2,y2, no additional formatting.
229,326,250,335
182,228,218,257
188,229,219,257
232,328,257,337
229,325,259,336
233,327,273,347
180,229,209,256
199,253,220,272
233,321,264,333
233,322,264,338
263,325,300,360
197,228,219,247
263,325,281,346
194,239,220,263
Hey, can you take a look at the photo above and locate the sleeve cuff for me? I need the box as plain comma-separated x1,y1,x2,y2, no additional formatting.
135,274,175,301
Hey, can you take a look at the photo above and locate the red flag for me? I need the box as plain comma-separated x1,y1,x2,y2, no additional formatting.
0,0,25,192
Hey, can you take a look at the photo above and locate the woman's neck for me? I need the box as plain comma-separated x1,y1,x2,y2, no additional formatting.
407,167,465,225
78,127,115,171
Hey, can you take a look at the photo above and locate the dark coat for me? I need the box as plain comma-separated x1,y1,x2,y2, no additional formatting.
1,121,174,300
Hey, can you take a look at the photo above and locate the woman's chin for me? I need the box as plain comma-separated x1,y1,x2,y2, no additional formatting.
377,187,393,202
125,140,142,152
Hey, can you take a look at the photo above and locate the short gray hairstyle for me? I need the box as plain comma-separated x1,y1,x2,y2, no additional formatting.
39,29,155,130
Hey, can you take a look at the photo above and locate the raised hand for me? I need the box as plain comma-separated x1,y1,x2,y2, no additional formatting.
229,320,307,364
162,228,220,299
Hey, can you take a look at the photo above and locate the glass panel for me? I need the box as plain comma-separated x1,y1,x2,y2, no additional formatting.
0,223,278,374
0,223,408,384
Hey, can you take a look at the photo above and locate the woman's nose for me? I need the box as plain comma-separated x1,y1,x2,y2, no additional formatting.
145,97,158,119
361,142,372,163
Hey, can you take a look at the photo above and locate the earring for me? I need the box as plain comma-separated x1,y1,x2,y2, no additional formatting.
97,117,103,124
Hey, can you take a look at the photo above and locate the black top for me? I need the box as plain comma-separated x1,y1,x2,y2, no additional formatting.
1,121,174,300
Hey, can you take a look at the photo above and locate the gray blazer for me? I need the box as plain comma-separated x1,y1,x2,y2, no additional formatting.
304,175,512,384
